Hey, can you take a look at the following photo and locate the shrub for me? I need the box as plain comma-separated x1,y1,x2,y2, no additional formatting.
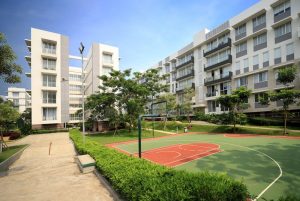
278,195,300,201
70,129,248,201
32,129,68,134
8,131,21,140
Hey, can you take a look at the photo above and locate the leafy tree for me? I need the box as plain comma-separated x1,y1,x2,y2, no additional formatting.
17,108,32,135
217,86,251,133
0,100,19,151
157,93,177,115
260,65,300,135
0,33,22,83
178,87,195,123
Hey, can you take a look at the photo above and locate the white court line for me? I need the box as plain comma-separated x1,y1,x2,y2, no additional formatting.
164,139,282,201
155,150,182,159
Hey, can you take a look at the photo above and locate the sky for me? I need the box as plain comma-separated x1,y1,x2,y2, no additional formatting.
0,0,259,96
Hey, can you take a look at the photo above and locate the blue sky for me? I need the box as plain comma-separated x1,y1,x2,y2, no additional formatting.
0,0,259,95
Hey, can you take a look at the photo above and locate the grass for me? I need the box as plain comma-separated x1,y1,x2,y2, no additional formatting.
143,121,300,136
86,129,169,145
113,132,300,200
0,145,27,163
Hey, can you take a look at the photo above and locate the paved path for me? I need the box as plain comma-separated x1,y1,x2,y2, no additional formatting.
0,133,114,201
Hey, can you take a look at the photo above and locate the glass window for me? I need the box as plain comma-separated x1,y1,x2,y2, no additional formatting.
254,72,267,83
13,99,19,106
274,22,292,38
263,51,269,62
43,58,56,70
244,58,249,68
69,74,82,82
274,0,291,16
103,67,112,76
43,91,56,103
253,33,267,46
235,24,246,36
207,49,230,66
69,85,82,92
236,42,247,53
274,47,281,59
69,113,82,121
253,55,259,66
236,61,240,70
255,93,268,103
236,76,248,87
286,43,294,56
208,100,216,112
43,108,57,120
253,13,266,27
42,42,56,54
12,92,19,97
102,53,113,64
43,74,56,87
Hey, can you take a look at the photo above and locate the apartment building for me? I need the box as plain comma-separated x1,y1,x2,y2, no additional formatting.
6,87,31,113
25,28,119,129
149,0,300,115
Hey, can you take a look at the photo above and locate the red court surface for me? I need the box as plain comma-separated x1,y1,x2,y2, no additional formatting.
137,143,222,167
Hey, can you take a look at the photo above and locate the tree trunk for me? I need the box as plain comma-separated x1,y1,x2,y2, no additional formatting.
284,111,287,135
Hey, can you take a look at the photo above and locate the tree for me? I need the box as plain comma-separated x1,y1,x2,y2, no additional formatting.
0,100,19,152
217,86,251,133
178,87,195,123
260,66,300,135
157,93,177,115
17,108,32,135
0,33,22,83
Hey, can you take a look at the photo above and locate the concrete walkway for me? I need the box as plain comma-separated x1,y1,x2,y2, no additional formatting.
0,133,114,201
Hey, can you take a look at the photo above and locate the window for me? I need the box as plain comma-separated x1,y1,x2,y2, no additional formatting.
165,65,170,73
253,13,266,27
244,58,249,69
43,91,56,103
43,74,56,87
208,101,217,112
43,108,57,121
253,33,267,46
177,65,193,78
274,22,292,38
263,51,269,62
254,72,267,83
69,85,81,92
274,0,290,17
42,41,56,54
286,43,294,56
220,82,231,95
70,113,82,121
177,78,193,91
274,47,281,59
236,42,247,53
236,24,246,36
103,53,113,64
13,99,19,106
103,67,112,76
255,93,268,103
43,58,56,70
236,61,241,70
12,92,19,97
206,49,231,66
69,104,81,108
69,74,82,82
253,55,259,66
207,33,230,51
236,76,248,87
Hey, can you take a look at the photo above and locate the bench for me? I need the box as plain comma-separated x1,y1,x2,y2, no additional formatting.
75,154,96,173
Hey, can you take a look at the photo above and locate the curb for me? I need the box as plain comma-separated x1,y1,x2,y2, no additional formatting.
0,144,29,172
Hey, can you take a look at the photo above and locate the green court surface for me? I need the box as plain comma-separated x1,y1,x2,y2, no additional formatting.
111,134,300,200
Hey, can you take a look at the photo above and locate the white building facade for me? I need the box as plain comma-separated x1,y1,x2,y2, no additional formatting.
149,0,300,116
25,28,119,129
6,87,31,113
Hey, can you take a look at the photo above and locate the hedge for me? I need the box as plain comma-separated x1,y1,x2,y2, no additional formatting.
70,129,248,201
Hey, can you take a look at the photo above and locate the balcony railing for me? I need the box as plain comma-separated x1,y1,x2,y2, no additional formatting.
206,91,217,97
176,56,194,69
204,72,232,86
176,83,195,93
203,38,231,57
176,70,195,81
204,54,232,71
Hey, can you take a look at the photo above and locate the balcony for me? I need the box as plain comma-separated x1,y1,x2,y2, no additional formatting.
176,56,194,69
206,91,217,97
25,55,31,67
204,72,232,86
204,54,232,71
274,8,291,23
203,38,231,57
176,83,195,93
176,70,194,81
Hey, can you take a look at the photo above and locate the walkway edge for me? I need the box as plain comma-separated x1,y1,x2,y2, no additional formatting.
0,144,29,172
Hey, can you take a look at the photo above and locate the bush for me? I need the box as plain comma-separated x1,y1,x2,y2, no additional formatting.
278,195,300,201
247,117,282,126
32,129,68,134
8,131,21,140
70,129,248,201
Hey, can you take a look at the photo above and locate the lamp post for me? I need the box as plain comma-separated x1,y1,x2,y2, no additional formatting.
79,42,85,144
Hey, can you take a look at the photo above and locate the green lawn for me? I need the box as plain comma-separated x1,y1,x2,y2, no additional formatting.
0,145,27,163
143,121,300,136
86,129,169,145
113,133,300,201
